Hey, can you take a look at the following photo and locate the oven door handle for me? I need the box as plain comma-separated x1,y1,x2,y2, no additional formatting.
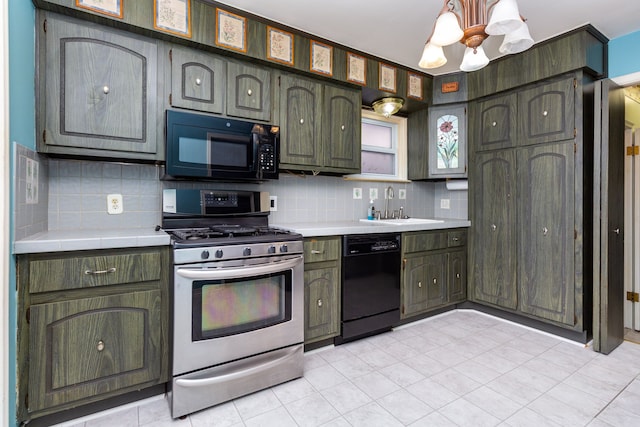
176,255,302,280
175,344,302,388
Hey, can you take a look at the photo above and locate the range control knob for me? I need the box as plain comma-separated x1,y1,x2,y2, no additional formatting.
243,247,252,256
215,250,223,259
280,244,288,253
201,250,210,260
268,245,276,254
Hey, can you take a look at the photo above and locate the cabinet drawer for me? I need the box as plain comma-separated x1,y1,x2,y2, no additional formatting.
448,230,467,247
28,290,162,411
403,232,447,253
304,237,341,263
29,251,161,293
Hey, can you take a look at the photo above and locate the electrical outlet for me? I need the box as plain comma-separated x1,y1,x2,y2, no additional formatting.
440,198,450,209
107,194,123,214
353,188,362,199
369,188,378,200
270,196,278,212
398,189,406,200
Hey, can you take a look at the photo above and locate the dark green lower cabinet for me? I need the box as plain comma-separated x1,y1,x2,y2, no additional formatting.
401,230,468,319
17,247,170,422
28,290,162,412
303,237,341,344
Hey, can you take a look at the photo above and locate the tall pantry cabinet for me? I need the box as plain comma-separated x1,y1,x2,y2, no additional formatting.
469,72,591,337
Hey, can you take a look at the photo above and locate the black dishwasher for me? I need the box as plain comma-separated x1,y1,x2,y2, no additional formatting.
336,233,401,344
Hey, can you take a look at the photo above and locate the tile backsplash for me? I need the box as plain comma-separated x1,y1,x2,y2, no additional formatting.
17,157,468,238
13,143,49,240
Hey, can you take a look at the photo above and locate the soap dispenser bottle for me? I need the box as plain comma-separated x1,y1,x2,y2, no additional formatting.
367,200,375,220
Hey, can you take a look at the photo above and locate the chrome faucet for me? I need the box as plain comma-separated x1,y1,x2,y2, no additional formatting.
384,186,394,219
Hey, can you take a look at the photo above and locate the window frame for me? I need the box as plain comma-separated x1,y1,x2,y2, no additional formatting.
346,109,408,182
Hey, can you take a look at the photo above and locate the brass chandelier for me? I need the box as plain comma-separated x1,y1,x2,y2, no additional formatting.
419,0,533,72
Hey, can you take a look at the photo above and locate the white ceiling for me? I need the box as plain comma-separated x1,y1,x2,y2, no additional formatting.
214,0,640,76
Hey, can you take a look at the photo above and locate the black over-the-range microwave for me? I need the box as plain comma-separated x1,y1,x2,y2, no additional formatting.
165,110,280,181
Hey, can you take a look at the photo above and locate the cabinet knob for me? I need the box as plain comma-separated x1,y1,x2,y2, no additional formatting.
491,224,497,232
341,125,345,131
195,78,202,86
300,118,304,124
456,273,461,279
97,340,105,352
433,278,437,284
247,89,253,96
613,228,621,235
103,86,110,94
418,281,422,288
85,267,116,275
543,110,548,117
317,299,323,307
492,121,497,127
452,237,459,242
542,227,548,236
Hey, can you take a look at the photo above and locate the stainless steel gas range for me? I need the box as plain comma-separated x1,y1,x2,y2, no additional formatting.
162,189,304,418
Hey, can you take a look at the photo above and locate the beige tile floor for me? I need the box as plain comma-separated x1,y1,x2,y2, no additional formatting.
55,310,640,427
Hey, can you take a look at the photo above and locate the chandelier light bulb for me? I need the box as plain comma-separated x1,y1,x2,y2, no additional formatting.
430,11,464,46
460,45,490,72
486,0,524,35
499,20,534,54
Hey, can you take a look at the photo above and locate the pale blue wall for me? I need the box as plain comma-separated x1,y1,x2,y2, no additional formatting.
609,30,640,79
8,0,35,425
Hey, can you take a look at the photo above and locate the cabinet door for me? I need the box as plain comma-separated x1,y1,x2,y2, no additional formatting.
28,290,162,411
169,46,224,113
278,74,323,168
428,104,467,178
304,267,340,343
518,142,575,325
448,250,467,303
470,150,518,309
323,84,361,173
471,92,517,152
403,253,446,316
226,61,271,121
41,14,159,158
517,76,575,146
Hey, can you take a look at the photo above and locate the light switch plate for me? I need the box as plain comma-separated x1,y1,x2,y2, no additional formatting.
398,189,406,200
369,188,378,200
440,198,450,209
107,194,123,214
353,188,362,199
270,196,278,211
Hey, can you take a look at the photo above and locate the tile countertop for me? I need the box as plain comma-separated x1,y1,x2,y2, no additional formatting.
13,228,171,254
272,219,471,237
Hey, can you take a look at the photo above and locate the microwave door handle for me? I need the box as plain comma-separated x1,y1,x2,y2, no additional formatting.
176,256,302,280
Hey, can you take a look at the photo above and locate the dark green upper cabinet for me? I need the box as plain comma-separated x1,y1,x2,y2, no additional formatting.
278,73,323,168
471,92,517,152
323,84,361,173
517,76,576,146
37,12,161,161
168,45,225,114
427,104,467,178
226,61,272,121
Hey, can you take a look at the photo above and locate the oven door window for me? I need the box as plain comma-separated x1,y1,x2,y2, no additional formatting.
192,271,292,340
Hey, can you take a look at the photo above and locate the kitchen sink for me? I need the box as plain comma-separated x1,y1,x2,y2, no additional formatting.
359,218,444,226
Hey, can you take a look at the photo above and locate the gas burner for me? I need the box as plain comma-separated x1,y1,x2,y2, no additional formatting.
211,225,258,237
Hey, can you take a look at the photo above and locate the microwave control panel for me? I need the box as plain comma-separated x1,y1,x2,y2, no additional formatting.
259,143,277,172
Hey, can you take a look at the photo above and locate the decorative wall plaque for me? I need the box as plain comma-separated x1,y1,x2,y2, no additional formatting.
215,8,247,53
347,52,366,85
267,26,294,66
379,63,397,93
310,40,333,76
154,0,191,37
76,0,123,18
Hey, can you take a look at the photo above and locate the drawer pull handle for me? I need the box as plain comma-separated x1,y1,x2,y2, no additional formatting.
317,299,323,307
85,267,116,275
418,281,422,288
103,86,110,94
452,237,459,242
195,78,202,85
97,340,105,352
311,250,324,255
